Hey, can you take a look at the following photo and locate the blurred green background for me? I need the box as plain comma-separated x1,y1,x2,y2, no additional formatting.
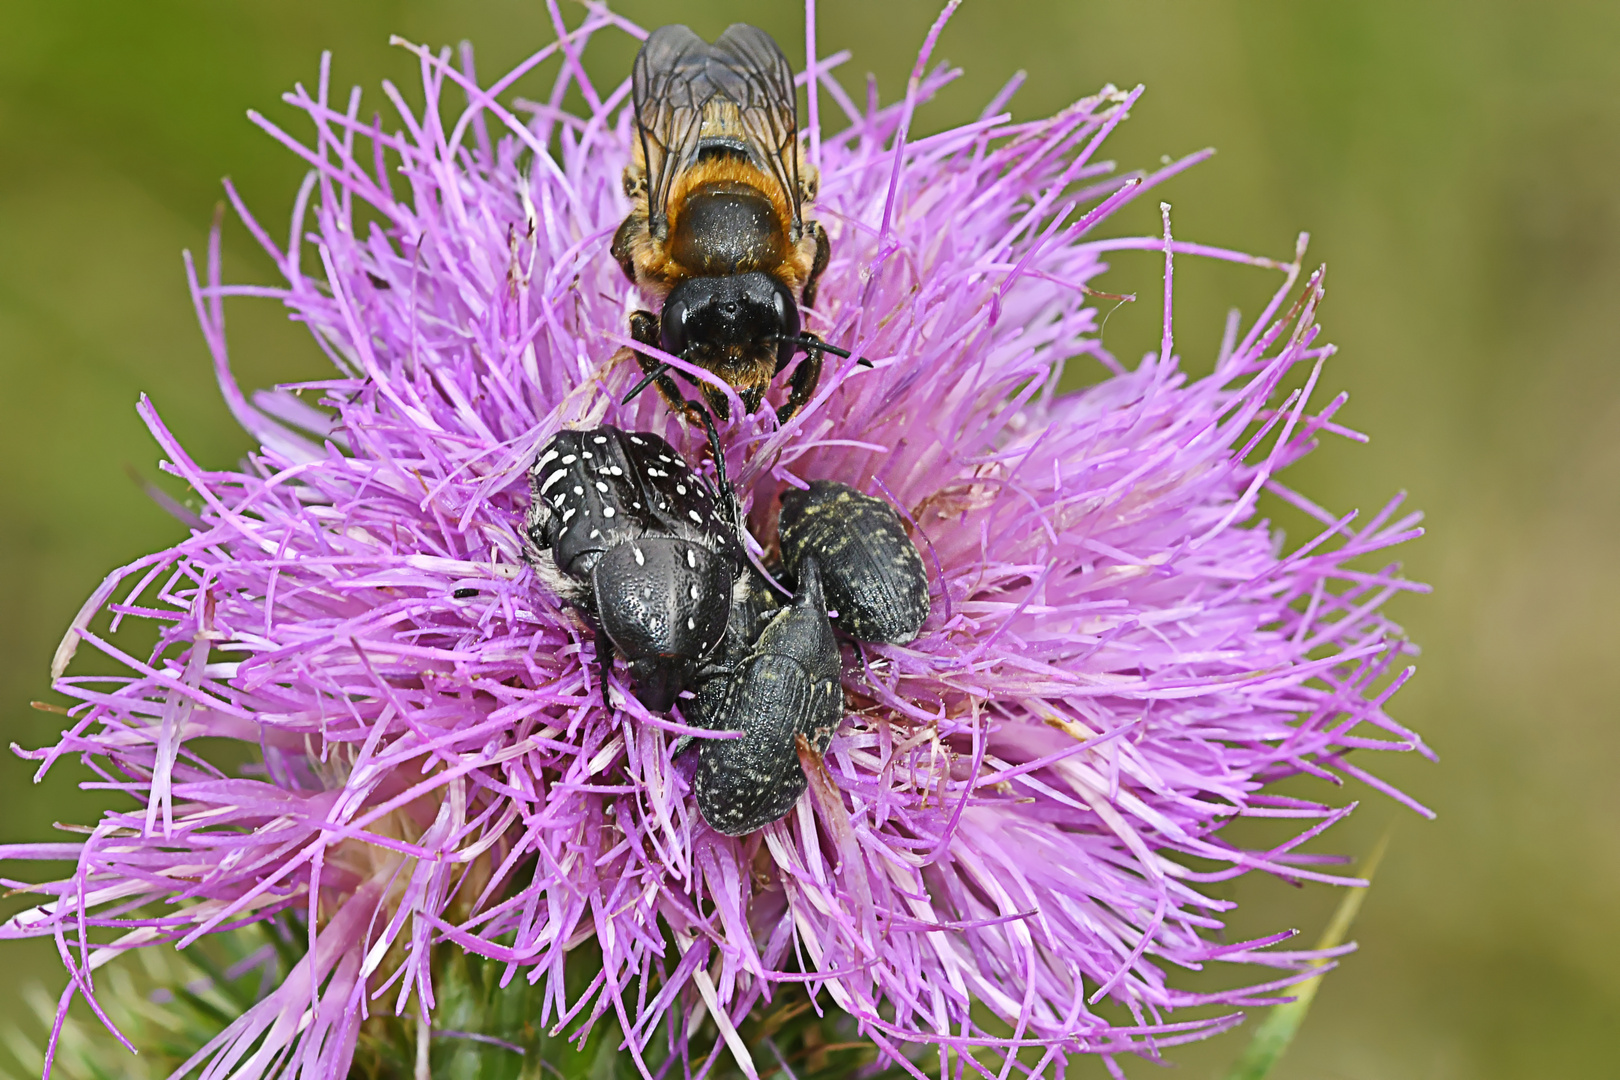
1,1,1615,1076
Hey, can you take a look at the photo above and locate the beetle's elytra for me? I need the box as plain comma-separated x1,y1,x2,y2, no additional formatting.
526,436,936,835
691,557,843,836
779,480,930,645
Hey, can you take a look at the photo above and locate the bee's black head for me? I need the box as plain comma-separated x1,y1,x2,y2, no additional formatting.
660,271,800,377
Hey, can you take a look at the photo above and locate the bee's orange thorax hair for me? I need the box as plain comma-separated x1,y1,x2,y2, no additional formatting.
665,157,791,242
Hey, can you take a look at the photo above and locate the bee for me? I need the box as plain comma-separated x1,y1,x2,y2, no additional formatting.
612,23,856,425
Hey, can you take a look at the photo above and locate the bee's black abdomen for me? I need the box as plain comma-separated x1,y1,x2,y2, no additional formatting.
693,558,842,836
779,481,930,645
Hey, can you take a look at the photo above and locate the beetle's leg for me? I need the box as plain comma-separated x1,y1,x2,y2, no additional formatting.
594,624,614,706
777,333,826,425
801,221,831,311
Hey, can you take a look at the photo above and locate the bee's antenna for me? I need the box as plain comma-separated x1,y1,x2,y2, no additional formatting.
622,363,671,404
776,333,875,368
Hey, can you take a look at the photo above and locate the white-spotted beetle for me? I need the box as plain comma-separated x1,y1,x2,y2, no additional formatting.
525,426,743,712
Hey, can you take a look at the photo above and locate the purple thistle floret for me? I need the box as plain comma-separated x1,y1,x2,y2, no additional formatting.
0,5,1431,1078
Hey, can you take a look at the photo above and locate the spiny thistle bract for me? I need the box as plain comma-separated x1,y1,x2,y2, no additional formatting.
0,4,1430,1078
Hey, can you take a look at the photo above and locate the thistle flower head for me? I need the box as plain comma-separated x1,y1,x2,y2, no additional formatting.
1,6,1429,1078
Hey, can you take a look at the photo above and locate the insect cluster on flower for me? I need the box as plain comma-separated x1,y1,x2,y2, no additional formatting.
526,23,929,836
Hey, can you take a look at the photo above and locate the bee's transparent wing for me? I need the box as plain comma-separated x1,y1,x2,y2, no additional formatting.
710,25,803,232
633,23,803,238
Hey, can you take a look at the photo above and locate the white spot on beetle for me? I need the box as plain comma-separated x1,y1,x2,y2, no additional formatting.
540,471,565,494
537,448,559,467
593,435,608,444
675,484,687,495
633,547,645,566
562,454,577,465
603,506,615,517
630,435,644,445
595,481,608,492
688,510,703,523
687,617,696,630
574,486,584,496
689,584,700,600
686,550,697,568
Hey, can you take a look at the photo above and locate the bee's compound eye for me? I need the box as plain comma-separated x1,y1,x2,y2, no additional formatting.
770,275,800,341
660,298,690,357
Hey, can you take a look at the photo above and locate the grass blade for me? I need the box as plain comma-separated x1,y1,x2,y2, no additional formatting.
1222,832,1391,1080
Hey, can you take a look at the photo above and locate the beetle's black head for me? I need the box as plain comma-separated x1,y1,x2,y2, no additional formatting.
660,271,800,380
625,656,699,715
591,537,733,712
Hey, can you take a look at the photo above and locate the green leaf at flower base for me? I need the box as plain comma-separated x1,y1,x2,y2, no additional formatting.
0,916,306,1080
1222,833,1391,1080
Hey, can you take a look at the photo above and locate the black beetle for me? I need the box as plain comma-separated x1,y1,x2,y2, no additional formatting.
689,556,843,836
778,480,930,645
682,561,785,732
525,426,743,712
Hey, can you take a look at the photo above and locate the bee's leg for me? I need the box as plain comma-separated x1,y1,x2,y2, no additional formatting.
776,334,826,425
687,402,745,532
625,309,721,432
610,215,642,283
629,309,658,346
801,221,831,311
624,309,687,411
699,382,734,423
